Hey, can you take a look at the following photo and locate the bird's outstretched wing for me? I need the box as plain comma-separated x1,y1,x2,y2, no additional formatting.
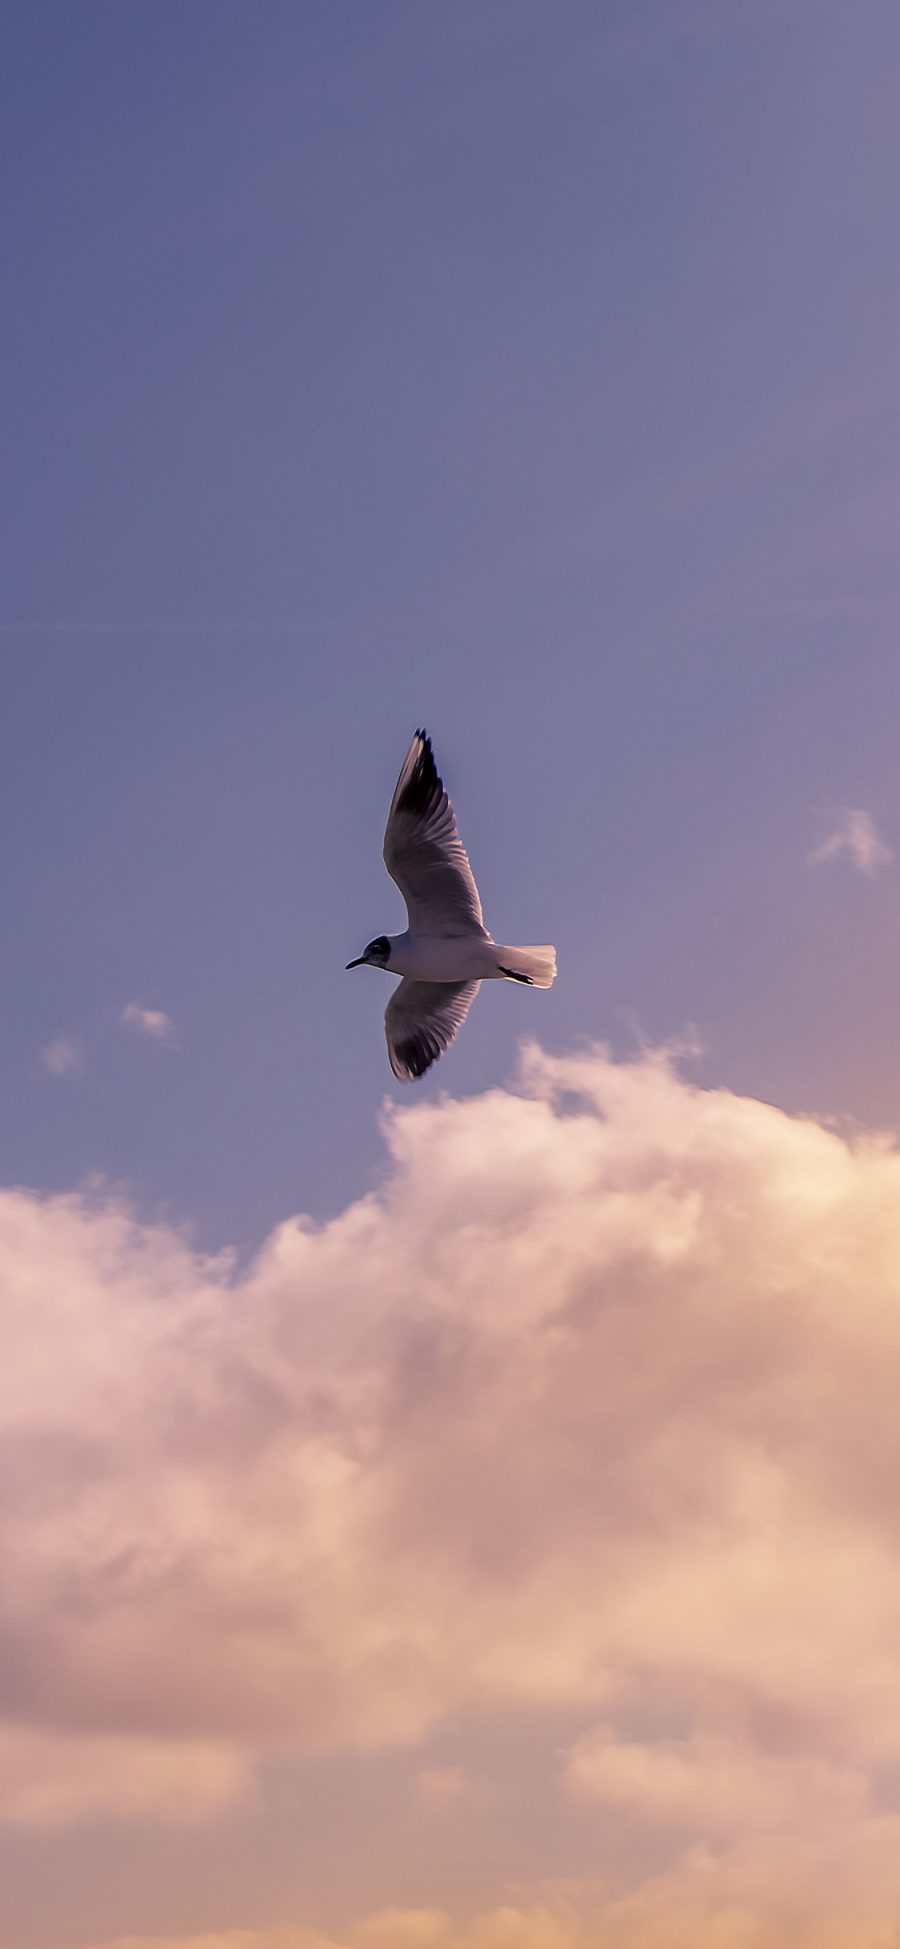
385,979,480,1081
383,730,488,938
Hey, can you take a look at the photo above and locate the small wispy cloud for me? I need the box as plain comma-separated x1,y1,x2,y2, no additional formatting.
121,1002,174,1041
41,1034,83,1079
417,1764,468,1804
809,807,892,878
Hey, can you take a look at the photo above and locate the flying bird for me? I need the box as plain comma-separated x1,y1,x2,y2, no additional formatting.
347,730,557,1080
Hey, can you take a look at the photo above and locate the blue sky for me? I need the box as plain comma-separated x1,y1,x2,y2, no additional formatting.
4,1,900,1255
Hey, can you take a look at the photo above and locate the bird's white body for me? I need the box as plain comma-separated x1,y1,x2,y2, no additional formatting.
382,932,551,983
348,730,557,1078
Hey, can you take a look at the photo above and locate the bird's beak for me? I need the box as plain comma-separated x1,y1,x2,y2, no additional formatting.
346,956,366,969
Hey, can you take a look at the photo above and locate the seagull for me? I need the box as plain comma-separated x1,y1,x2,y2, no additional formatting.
347,730,557,1080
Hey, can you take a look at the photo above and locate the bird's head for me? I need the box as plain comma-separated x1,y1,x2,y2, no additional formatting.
346,934,391,971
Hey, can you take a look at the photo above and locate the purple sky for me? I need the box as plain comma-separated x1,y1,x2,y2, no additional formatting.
3,8,900,1944
2,0,899,1251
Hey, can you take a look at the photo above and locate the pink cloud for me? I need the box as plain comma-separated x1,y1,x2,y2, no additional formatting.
0,1729,249,1828
40,1032,83,1078
6,1048,900,1941
809,806,892,875
121,1002,174,1040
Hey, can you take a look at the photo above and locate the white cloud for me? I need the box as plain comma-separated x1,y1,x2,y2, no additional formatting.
40,1033,82,1078
7,1046,900,1940
809,806,892,875
122,1001,174,1039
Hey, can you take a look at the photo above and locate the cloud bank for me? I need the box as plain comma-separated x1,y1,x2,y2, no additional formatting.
6,1047,900,1945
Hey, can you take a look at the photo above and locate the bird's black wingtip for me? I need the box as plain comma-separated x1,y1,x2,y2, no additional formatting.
394,728,442,819
390,1033,440,1081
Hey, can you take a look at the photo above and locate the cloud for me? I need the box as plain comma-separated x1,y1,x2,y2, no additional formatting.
121,1001,174,1039
60,1921,483,1949
7,1047,900,1940
0,1728,249,1828
40,1033,82,1078
16,1913,608,1949
52,1876,900,1949
565,1726,867,1838
808,807,892,875
63,1933,353,1949
416,1764,469,1804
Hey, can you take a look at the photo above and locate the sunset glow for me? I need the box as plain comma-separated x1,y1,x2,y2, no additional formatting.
4,2,900,1944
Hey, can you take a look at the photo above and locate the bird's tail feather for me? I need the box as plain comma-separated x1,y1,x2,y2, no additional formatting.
495,944,557,988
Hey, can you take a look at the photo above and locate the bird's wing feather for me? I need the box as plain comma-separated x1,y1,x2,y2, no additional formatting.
383,730,488,937
385,979,480,1081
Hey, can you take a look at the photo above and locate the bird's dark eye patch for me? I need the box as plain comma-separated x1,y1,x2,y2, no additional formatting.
367,936,389,958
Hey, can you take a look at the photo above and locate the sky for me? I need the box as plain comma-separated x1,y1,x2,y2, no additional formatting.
3,1,900,1944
